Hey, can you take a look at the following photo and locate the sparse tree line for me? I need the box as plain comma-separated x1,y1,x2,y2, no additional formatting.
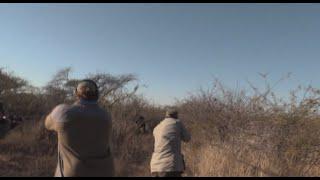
0,67,148,131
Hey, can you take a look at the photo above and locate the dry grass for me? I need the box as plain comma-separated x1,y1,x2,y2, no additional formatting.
178,77,320,177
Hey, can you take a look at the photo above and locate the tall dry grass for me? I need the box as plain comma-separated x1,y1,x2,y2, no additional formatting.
179,77,320,177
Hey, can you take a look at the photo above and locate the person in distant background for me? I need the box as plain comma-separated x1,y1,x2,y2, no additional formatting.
45,79,114,177
10,115,18,129
0,114,10,139
150,108,191,177
135,115,147,134
0,102,4,115
0,102,10,138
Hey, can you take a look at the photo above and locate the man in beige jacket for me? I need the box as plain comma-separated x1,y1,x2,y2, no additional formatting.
150,108,191,177
45,79,114,177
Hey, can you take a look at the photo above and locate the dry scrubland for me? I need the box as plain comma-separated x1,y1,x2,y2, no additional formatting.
0,68,319,177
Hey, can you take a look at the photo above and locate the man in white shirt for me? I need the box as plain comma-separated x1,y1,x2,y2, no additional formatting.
150,108,191,177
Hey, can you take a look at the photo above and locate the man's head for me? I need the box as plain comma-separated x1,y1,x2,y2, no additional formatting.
165,107,179,119
75,79,99,101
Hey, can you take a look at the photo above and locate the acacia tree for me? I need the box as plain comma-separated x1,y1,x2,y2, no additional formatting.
0,68,37,115
43,67,140,109
0,68,27,96
87,73,139,109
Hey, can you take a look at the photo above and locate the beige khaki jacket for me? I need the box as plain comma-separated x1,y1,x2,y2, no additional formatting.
45,100,114,177
150,118,191,173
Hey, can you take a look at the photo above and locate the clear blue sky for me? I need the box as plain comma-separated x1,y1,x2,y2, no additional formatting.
0,3,320,105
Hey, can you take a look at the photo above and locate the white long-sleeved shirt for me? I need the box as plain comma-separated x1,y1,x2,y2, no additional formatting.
150,118,191,173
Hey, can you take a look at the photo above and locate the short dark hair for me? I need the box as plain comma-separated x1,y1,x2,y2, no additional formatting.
76,79,99,101
165,108,179,119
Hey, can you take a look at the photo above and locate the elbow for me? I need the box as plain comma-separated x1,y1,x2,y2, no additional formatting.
44,116,53,131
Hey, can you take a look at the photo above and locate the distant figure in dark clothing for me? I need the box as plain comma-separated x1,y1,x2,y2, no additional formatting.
0,102,4,114
0,113,10,138
135,115,147,134
0,102,9,138
10,115,23,129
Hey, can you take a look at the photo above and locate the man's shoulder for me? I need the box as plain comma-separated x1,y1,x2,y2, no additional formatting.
53,103,72,113
159,118,180,129
94,105,110,115
90,106,111,121
50,104,72,122
165,118,186,129
163,118,181,124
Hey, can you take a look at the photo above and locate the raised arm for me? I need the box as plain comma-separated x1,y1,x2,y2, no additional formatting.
45,113,56,131
45,104,67,132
